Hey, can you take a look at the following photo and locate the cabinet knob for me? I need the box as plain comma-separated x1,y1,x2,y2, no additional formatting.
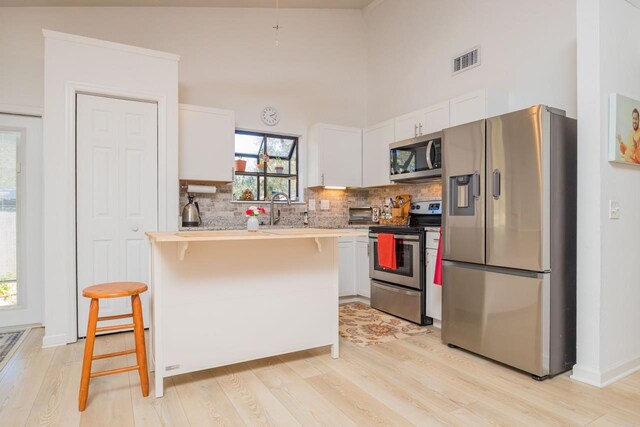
419,123,423,135
132,225,139,232
414,124,418,137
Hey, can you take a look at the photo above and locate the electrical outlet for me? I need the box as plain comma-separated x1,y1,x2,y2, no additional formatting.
308,199,316,211
320,199,330,211
609,200,620,219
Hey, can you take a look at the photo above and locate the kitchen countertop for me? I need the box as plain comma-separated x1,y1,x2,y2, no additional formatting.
147,228,368,242
179,224,371,231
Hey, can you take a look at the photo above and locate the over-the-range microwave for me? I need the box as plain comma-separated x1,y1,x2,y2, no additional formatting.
389,131,442,183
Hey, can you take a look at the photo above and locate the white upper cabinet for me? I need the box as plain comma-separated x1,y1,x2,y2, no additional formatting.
179,104,235,182
363,119,395,187
449,89,509,127
423,101,450,135
395,110,426,141
308,123,362,188
394,101,450,142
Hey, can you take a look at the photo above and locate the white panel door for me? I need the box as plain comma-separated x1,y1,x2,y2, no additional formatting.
363,120,394,187
77,94,158,338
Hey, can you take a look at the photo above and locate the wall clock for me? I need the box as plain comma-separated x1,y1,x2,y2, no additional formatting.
261,106,279,126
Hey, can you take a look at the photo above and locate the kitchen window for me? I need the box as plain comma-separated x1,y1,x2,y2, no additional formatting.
233,130,299,201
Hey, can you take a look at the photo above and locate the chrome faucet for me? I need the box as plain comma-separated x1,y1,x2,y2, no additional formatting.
270,192,291,225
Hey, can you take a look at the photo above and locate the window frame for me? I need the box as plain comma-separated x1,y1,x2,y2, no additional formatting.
234,130,299,202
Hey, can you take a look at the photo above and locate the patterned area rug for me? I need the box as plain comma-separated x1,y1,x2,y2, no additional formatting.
0,328,29,371
339,303,432,347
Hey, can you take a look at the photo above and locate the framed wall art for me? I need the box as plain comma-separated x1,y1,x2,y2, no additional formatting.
609,93,640,165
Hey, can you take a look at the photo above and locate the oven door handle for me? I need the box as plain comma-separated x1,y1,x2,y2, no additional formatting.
369,234,420,241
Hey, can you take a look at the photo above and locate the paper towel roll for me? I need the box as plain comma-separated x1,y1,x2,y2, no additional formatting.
187,184,217,194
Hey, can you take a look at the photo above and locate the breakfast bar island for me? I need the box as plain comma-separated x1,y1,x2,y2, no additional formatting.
146,228,367,397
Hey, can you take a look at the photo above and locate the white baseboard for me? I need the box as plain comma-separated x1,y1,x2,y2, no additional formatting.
571,355,640,387
42,333,69,348
339,295,370,305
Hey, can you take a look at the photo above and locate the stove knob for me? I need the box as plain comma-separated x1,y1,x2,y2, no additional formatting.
415,204,420,210
411,204,416,210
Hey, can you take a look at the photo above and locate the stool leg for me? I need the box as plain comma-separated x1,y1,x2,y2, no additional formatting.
132,294,149,397
79,298,99,411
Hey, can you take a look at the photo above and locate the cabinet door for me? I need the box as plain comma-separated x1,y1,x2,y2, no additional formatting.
449,89,487,127
363,120,394,187
425,249,441,320
394,110,424,141
423,101,450,134
339,240,356,297
355,240,370,298
179,104,235,182
318,124,362,187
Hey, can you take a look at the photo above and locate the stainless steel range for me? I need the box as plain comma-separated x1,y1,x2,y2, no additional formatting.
369,200,442,325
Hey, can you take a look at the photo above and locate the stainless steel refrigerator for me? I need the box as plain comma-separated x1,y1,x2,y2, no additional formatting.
441,105,576,380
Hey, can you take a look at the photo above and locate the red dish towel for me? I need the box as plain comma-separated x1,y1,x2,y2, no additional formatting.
433,230,443,286
377,233,397,270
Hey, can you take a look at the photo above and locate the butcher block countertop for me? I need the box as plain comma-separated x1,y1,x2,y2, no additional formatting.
146,228,368,242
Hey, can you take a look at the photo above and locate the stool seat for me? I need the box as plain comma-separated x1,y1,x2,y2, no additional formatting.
82,282,148,299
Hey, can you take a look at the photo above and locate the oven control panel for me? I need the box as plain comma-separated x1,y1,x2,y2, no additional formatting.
410,200,442,215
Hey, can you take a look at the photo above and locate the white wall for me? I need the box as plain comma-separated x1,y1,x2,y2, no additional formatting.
0,7,367,132
573,0,640,386
364,0,577,125
41,31,179,346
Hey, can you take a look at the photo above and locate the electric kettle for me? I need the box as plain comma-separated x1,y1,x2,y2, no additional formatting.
181,195,201,227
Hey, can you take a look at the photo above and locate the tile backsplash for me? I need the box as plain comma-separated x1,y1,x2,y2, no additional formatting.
179,181,442,228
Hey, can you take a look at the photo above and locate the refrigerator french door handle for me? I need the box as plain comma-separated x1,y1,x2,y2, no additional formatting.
473,172,481,198
426,140,434,169
492,169,501,199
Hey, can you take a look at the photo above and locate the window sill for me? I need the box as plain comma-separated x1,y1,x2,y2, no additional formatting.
231,200,306,205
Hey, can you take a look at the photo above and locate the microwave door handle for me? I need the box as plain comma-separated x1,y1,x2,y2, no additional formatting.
425,140,434,169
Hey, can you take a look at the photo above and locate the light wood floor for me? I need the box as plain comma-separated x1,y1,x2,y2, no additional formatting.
1,327,639,426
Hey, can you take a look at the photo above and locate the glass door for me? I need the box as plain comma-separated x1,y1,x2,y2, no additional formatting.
0,113,42,328
0,129,18,307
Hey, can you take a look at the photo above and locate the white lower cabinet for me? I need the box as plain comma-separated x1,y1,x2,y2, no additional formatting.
355,237,370,298
339,235,370,298
425,231,442,326
339,238,356,297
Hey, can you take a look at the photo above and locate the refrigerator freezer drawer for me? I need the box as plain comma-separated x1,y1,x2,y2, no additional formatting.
371,280,423,324
442,262,550,377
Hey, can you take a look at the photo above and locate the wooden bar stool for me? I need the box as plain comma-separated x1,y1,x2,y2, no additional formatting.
78,282,149,411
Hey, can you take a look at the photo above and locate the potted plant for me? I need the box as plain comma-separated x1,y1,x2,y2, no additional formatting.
256,153,269,172
274,158,284,174
234,156,246,173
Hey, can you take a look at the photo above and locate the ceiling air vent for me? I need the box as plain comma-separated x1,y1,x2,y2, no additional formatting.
452,47,480,75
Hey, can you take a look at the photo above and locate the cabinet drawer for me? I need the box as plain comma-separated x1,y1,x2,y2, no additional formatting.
426,231,441,249
371,280,422,324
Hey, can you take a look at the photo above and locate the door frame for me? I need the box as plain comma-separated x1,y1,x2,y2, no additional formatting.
63,82,168,344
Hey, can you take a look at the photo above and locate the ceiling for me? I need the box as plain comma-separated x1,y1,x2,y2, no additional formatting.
0,0,375,8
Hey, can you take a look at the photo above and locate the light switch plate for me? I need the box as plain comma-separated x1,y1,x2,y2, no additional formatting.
609,200,620,219
320,200,330,211
308,199,316,211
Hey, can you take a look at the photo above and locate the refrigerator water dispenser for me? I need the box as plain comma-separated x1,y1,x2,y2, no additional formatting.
449,174,478,216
